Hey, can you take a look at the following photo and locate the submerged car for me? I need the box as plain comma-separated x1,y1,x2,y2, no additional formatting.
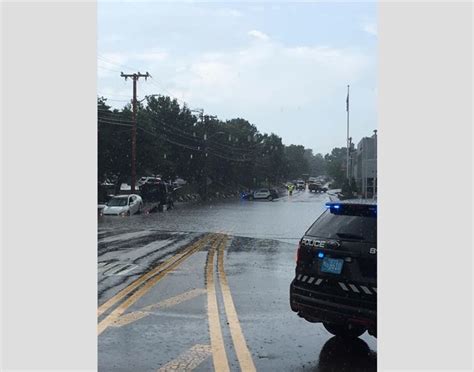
290,200,377,338
243,188,278,201
308,182,323,193
102,194,143,216
137,176,161,187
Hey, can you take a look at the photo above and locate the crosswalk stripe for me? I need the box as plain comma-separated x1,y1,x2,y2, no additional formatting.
98,235,213,334
111,288,206,328
157,344,211,372
101,263,122,275
97,234,212,317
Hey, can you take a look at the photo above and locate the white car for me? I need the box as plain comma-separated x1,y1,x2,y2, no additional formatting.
102,194,143,216
137,176,162,189
296,180,306,190
247,188,277,201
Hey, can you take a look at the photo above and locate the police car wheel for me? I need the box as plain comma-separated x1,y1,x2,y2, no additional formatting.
323,322,366,338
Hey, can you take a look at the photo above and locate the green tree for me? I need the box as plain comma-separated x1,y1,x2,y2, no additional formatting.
284,144,309,180
324,147,347,187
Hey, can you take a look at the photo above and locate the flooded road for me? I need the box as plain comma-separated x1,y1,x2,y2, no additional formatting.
98,189,376,371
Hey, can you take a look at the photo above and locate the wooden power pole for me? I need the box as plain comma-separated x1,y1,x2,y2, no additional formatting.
120,72,150,193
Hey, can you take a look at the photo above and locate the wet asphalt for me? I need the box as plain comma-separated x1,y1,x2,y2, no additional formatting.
98,189,376,371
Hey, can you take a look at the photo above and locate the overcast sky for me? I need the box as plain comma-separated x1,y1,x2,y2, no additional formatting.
98,1,377,155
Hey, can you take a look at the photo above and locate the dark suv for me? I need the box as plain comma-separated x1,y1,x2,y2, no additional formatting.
290,200,377,338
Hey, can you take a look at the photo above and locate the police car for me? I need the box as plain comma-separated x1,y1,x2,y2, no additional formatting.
290,200,377,338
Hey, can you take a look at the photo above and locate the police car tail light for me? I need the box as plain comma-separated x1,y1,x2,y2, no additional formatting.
296,242,302,263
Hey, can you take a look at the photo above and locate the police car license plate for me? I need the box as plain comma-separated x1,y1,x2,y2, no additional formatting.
321,257,344,274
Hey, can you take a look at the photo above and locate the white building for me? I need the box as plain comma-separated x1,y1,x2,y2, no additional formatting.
350,131,377,198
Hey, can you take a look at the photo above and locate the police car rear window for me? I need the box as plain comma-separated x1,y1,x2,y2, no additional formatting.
306,210,377,243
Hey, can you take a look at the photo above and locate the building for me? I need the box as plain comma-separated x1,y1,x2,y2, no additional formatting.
350,131,377,198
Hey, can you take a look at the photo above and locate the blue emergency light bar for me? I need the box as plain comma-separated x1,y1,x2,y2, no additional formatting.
325,202,377,216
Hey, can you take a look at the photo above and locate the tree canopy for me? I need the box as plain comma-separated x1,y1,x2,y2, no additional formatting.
98,95,347,194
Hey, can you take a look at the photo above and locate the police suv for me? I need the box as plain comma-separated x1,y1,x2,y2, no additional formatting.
290,200,377,338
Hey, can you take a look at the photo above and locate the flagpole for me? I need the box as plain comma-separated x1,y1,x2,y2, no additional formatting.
346,84,350,180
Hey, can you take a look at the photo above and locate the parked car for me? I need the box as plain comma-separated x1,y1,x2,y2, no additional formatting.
138,176,161,187
290,200,377,338
309,182,327,193
174,178,187,186
243,188,278,201
140,181,174,210
308,182,321,193
102,194,143,216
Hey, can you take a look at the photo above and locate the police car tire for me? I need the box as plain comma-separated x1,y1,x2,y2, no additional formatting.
323,322,366,338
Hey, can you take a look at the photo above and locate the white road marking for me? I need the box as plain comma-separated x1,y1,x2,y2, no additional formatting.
99,262,121,274
348,284,360,293
157,344,211,372
360,286,372,295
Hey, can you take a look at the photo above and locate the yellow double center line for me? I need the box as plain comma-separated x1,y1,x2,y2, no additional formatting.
98,233,216,335
206,235,256,372
206,236,230,372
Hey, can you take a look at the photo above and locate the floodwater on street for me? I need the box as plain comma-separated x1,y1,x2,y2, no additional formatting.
98,189,377,371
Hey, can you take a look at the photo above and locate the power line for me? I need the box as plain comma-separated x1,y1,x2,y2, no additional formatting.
98,55,140,73
97,65,122,74
98,113,256,160
97,54,188,106
98,116,134,125
98,97,130,103
98,120,133,129
98,92,133,98
98,101,257,162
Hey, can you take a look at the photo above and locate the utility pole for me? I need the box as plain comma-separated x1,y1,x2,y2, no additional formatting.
191,109,217,201
121,71,150,193
202,113,217,201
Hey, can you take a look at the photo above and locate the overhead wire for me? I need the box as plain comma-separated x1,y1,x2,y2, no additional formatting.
98,120,133,129
97,54,188,106
98,110,257,161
